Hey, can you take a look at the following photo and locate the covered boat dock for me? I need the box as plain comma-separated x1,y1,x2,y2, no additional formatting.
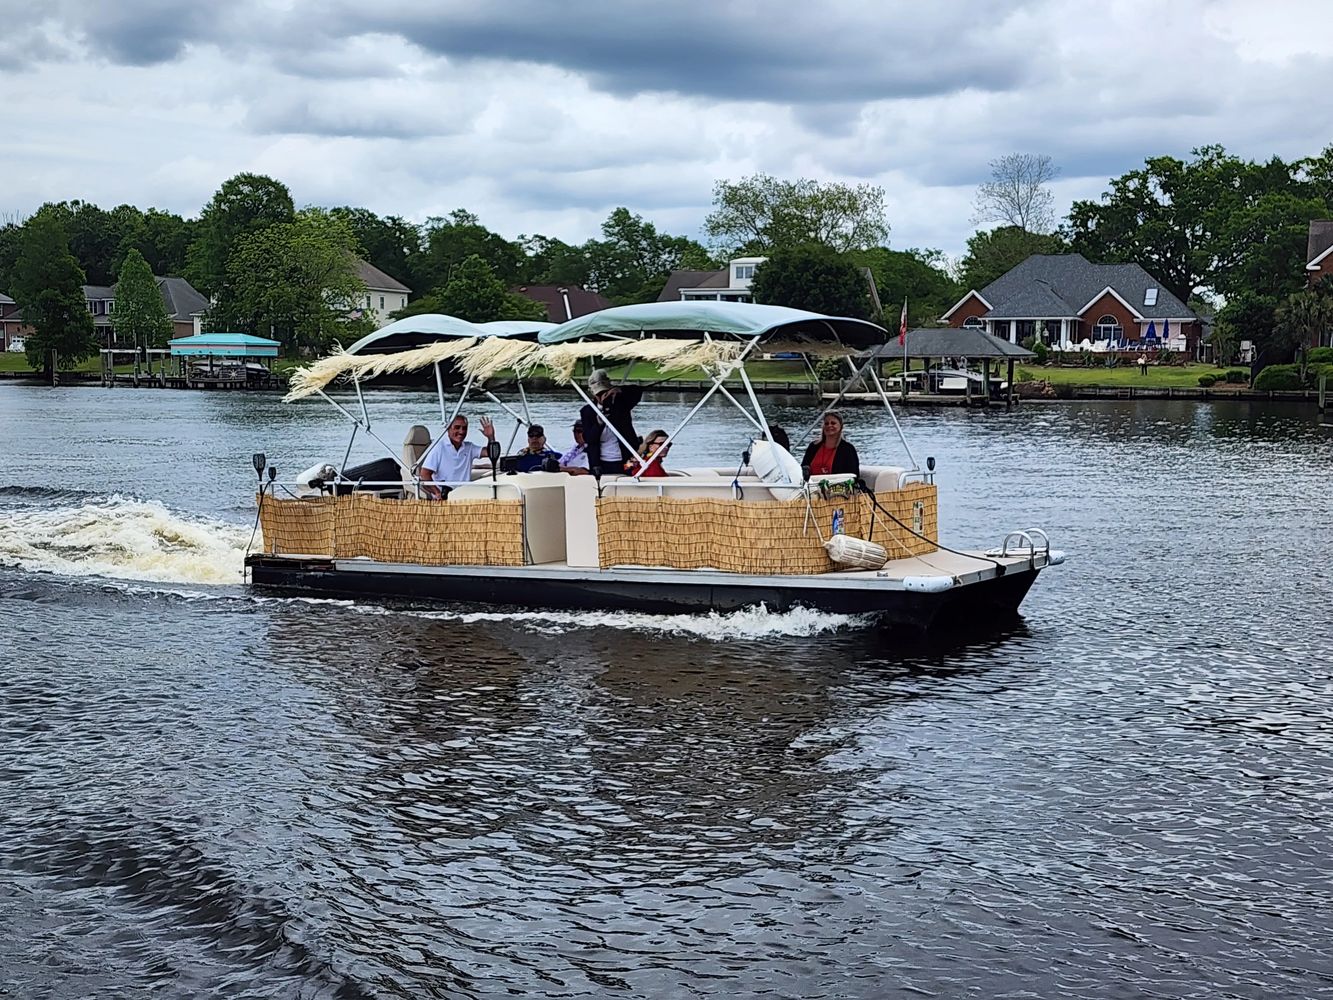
167,332,282,389
862,327,1037,408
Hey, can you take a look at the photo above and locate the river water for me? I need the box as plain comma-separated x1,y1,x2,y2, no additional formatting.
2,384,1332,999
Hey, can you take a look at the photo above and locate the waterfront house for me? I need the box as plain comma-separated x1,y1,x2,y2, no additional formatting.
353,259,411,326
1,293,21,351
1306,220,1333,293
659,257,768,302
512,284,612,322
942,253,1202,355
1,275,211,348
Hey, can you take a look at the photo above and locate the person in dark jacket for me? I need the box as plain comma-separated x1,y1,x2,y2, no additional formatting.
801,411,859,477
580,368,643,475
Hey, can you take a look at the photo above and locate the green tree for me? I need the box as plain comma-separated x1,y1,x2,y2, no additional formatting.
582,207,715,302
10,212,96,379
705,174,889,256
852,247,960,326
1274,289,1333,374
187,172,296,295
412,210,524,293
112,248,173,358
750,245,871,320
118,208,195,278
214,209,370,354
517,233,593,287
397,254,545,323
1066,146,1320,304
329,206,420,286
958,226,1066,291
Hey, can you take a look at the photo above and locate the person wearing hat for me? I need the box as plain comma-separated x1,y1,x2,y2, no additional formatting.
513,423,560,473
558,419,591,475
580,368,643,475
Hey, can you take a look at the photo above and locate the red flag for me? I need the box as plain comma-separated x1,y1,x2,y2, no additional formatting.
898,300,908,345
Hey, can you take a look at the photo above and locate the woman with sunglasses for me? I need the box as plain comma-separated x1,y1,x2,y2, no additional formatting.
631,429,671,477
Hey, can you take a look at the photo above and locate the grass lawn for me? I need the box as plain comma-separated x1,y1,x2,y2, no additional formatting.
0,353,110,374
1017,363,1235,388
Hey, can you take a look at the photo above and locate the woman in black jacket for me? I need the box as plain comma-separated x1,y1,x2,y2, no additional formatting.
801,411,859,477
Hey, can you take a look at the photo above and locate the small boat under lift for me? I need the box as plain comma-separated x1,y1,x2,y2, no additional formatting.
245,302,1062,630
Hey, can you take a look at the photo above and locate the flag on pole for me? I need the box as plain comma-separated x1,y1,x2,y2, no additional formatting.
898,300,908,346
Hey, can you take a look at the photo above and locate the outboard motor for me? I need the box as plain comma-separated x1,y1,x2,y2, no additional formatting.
295,462,338,495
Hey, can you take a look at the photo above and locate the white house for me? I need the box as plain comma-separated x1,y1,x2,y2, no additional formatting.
354,259,411,325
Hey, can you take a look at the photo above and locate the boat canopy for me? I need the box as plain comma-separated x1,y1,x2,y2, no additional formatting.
476,320,558,337
284,303,886,401
342,313,504,356
538,301,886,352
169,332,280,358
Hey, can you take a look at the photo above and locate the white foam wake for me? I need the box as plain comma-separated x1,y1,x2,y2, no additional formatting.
336,600,872,639
0,495,248,585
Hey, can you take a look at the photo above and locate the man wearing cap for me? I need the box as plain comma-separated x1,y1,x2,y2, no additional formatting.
558,420,591,475
513,424,560,473
420,414,495,499
580,368,643,475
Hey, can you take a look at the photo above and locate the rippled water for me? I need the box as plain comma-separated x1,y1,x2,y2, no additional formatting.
3,384,1333,998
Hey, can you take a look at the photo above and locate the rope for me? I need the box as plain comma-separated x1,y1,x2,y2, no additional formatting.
857,483,1008,575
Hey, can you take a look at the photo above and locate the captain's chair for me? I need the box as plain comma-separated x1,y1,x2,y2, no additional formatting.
402,424,432,493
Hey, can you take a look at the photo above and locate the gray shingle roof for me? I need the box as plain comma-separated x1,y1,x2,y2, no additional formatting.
658,269,729,301
354,257,411,293
871,327,1036,360
969,254,1196,321
1308,221,1333,265
157,276,209,320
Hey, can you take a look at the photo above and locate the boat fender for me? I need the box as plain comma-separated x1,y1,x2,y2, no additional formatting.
902,575,954,593
824,534,888,570
750,438,803,486
1048,550,1066,565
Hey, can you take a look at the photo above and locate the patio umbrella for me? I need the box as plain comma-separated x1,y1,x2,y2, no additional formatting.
1145,321,1158,340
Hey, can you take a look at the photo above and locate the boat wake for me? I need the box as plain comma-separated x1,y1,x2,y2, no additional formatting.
0,493,249,585
0,494,872,638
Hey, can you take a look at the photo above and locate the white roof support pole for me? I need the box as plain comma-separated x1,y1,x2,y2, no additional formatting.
316,388,411,475
735,362,771,442
433,362,448,426
864,360,918,471
631,336,762,479
448,372,475,424
800,350,881,441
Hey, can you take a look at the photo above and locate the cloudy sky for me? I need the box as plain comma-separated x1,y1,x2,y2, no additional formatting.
3,0,1332,258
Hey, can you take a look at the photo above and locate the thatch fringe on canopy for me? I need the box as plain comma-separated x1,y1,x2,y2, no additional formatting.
284,334,769,401
284,338,480,401
455,337,540,382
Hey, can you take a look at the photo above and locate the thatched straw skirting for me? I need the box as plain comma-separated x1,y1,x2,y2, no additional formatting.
596,486,937,574
258,494,526,566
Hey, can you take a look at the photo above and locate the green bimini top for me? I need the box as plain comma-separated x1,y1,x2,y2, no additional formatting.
537,301,887,352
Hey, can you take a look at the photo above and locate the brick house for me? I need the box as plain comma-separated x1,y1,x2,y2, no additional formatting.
1306,220,1333,291
2,275,210,349
942,254,1202,355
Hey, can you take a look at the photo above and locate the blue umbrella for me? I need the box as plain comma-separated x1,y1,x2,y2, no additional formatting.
1145,320,1158,340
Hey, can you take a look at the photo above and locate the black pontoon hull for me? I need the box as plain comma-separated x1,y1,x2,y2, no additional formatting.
245,555,1041,631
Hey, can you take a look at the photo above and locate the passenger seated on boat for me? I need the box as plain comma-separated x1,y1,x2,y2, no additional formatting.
514,424,560,473
802,411,860,478
559,420,590,475
581,368,642,476
631,429,670,477
420,414,496,499
768,424,791,451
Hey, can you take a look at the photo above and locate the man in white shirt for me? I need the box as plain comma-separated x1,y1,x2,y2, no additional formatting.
420,414,495,498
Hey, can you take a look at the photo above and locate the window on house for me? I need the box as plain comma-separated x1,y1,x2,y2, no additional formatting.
962,316,984,329
1094,314,1123,341
1144,288,1158,306
735,265,754,280
379,295,385,309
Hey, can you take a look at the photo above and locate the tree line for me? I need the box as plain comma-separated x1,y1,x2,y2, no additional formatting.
4,141,1331,373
